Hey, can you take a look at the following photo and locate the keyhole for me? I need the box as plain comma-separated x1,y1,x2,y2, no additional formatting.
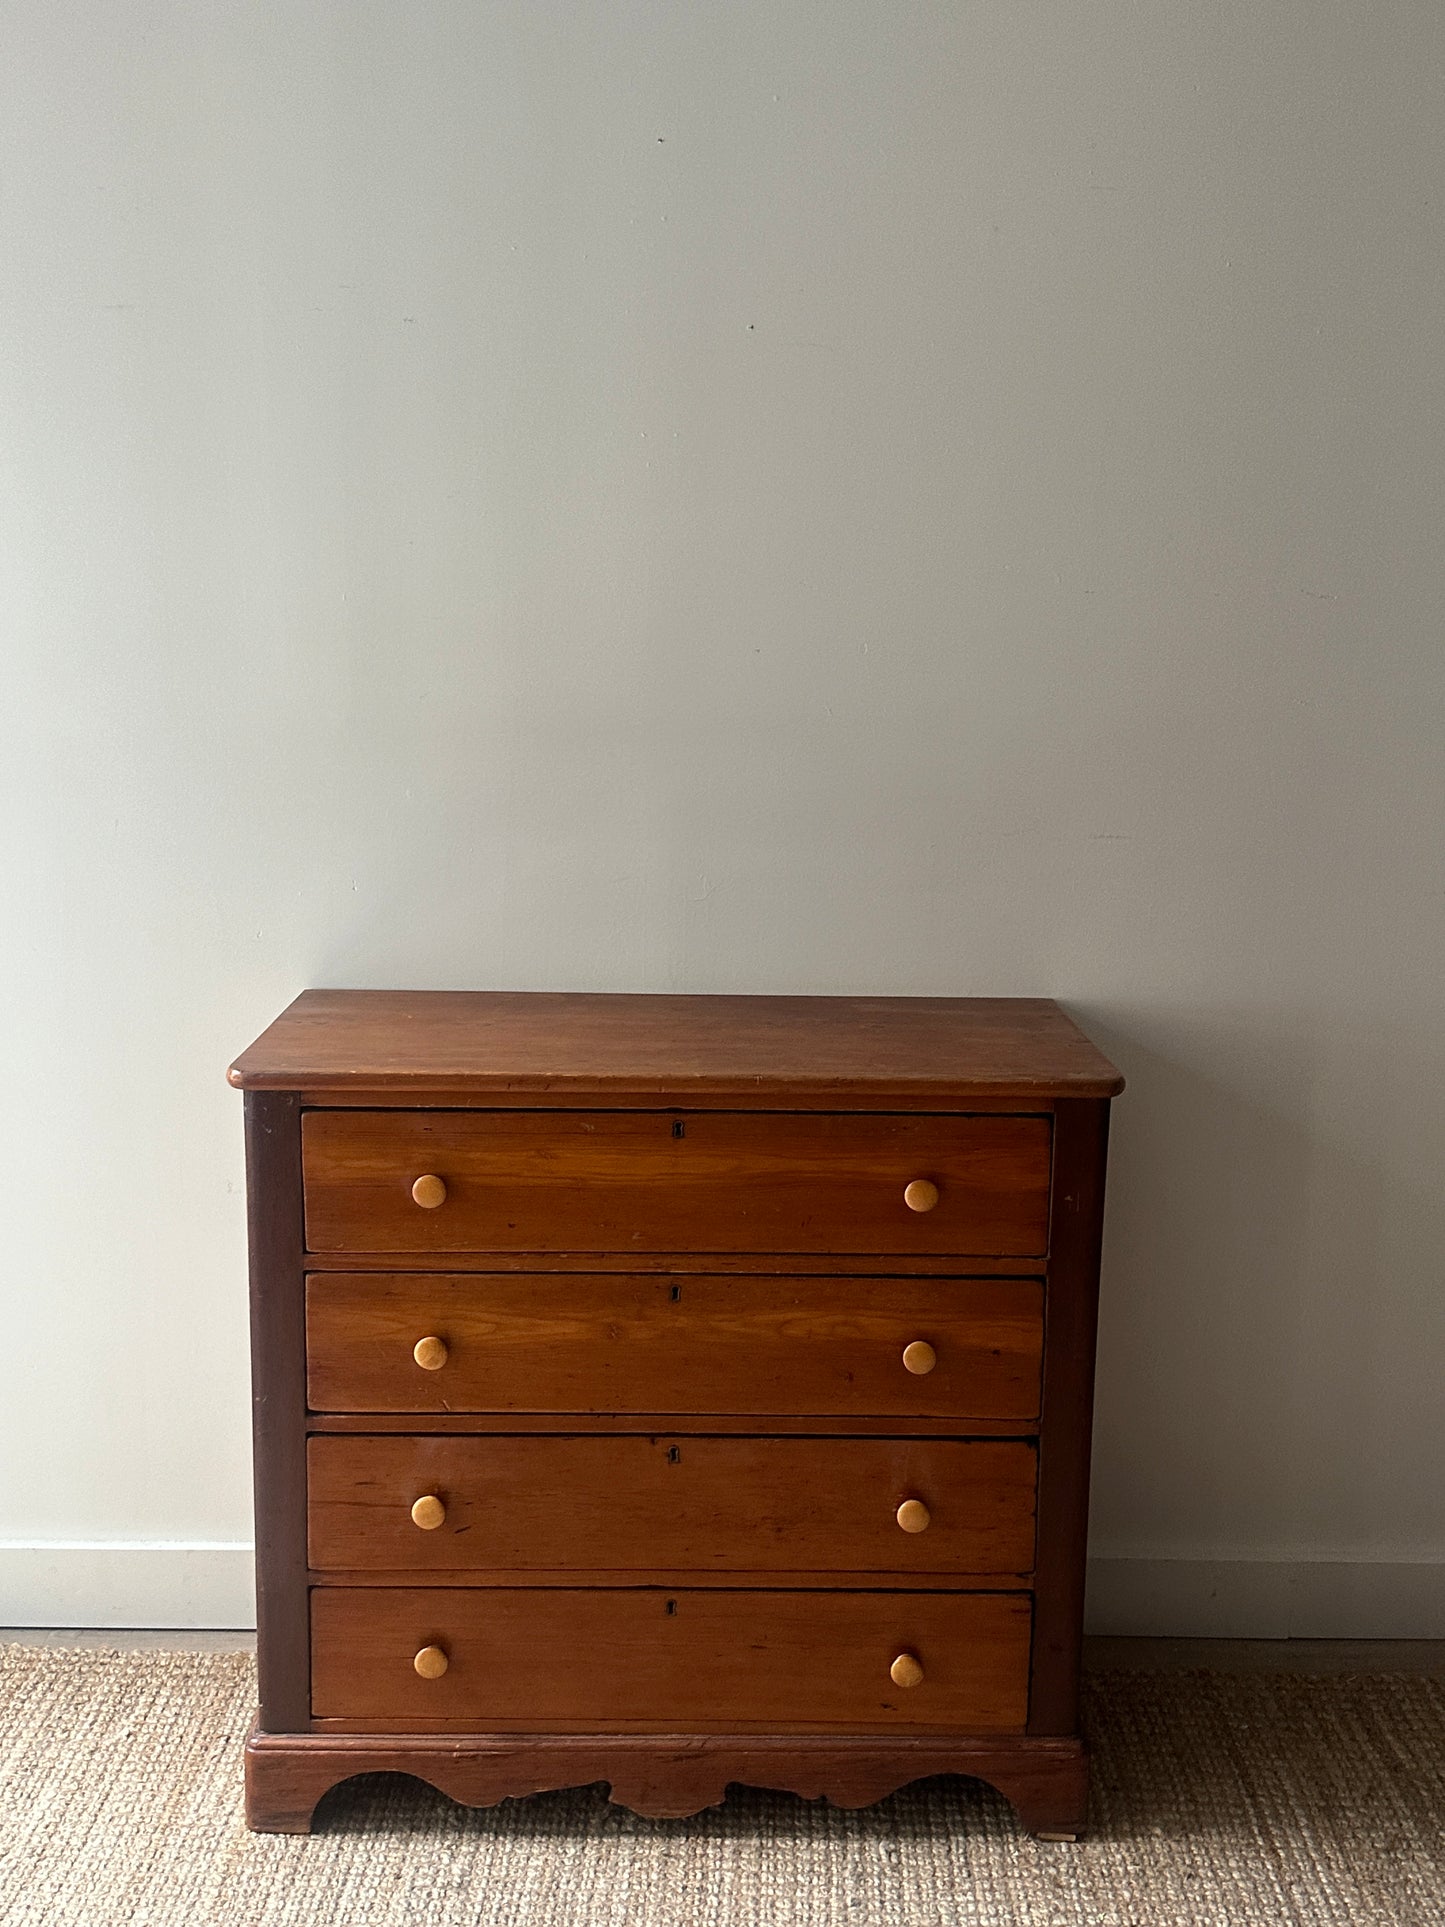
665,1599,678,1616
671,1120,685,1139
667,1445,681,1464
670,1285,682,1303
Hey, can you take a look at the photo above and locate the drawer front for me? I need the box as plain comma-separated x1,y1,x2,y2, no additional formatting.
301,1110,1051,1256
307,1435,1037,1577
310,1586,1031,1730
306,1273,1044,1420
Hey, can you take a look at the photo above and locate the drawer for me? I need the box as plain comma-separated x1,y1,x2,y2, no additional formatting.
307,1435,1038,1577
301,1110,1051,1256
306,1273,1044,1420
309,1586,1032,1731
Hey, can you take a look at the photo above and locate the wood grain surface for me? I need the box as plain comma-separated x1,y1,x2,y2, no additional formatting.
244,1093,311,1733
301,1110,1051,1256
306,1412,1032,1440
1028,1097,1110,1736
306,1434,1037,1577
305,1272,1044,1419
297,1248,1048,1276
230,990,1125,1099
244,1725,1088,1834
309,1587,1032,1731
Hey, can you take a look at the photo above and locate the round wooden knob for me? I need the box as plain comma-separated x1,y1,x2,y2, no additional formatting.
890,1652,925,1689
411,1494,446,1531
411,1173,447,1209
901,1340,937,1376
413,1644,449,1680
904,1179,939,1213
896,1498,931,1534
413,1335,449,1372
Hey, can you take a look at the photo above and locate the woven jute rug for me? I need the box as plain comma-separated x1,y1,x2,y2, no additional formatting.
0,1647,1442,1926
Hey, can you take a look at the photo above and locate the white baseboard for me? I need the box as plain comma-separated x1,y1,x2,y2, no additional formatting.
0,1544,255,1630
2,1544,1442,1638
1086,1556,1445,1639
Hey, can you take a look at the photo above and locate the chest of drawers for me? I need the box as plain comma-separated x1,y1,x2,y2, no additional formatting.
231,991,1121,1837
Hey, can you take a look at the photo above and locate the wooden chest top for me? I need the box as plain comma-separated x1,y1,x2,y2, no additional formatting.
228,989,1124,1101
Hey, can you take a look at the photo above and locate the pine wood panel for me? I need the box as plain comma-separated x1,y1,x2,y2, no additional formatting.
301,1110,1051,1256
298,1249,1047,1275
305,1273,1044,1419
245,1727,1087,1834
288,1090,1058,1114
307,1435,1037,1577
302,1568,1031,1591
307,1412,1031,1438
1028,1097,1110,1735
309,1587,1032,1731
244,1093,310,1733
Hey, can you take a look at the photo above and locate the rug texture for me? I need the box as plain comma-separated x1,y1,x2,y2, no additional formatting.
0,1645,1441,1926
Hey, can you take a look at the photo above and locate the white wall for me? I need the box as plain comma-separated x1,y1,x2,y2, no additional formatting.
2,1,1442,1633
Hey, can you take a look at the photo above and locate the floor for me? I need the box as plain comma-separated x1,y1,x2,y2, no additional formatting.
4,1639,1441,1925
